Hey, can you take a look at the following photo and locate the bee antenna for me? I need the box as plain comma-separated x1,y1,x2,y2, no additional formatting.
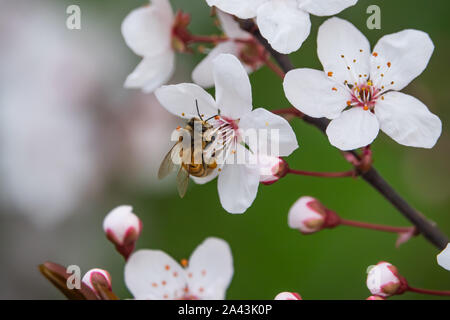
195,100,204,121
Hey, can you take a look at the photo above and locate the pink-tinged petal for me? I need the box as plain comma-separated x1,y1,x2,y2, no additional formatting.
155,83,218,119
186,238,234,300
239,108,298,157
370,30,434,92
317,17,371,86
124,52,175,93
274,292,302,300
124,250,187,300
437,243,450,271
206,0,268,19
192,42,240,88
121,0,173,57
298,0,358,16
375,92,441,148
257,0,311,54
213,54,253,119
82,269,112,298
218,145,260,213
284,68,350,119
217,10,252,40
326,107,380,151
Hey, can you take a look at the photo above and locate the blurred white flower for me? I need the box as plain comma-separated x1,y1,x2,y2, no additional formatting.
284,18,441,151
437,243,450,271
192,10,263,88
156,54,298,213
122,0,175,93
206,0,358,54
124,237,233,300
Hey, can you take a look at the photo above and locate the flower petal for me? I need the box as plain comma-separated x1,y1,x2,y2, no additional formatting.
375,92,441,148
298,0,357,16
192,42,240,88
283,68,350,119
218,146,260,213
206,0,268,19
217,10,252,40
239,108,299,156
256,0,311,54
326,108,380,150
370,30,434,92
437,243,450,271
155,83,218,119
317,17,371,86
121,0,173,57
124,250,186,300
124,52,175,93
186,238,234,300
213,54,253,119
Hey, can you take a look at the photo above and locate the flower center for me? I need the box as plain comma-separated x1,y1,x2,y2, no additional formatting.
347,81,381,111
204,116,240,163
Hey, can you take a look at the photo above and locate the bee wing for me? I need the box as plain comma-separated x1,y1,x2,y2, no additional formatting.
158,143,180,180
176,166,190,198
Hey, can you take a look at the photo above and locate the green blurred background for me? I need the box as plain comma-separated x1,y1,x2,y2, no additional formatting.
0,0,449,299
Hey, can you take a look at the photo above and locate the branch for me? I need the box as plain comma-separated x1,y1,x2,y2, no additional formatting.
239,19,449,250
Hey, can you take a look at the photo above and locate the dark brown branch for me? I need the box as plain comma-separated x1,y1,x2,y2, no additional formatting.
239,19,449,250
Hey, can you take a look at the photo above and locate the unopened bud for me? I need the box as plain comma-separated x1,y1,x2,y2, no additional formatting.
82,269,113,299
103,205,142,260
257,155,288,185
366,262,406,297
288,196,339,234
274,292,302,300
366,295,385,300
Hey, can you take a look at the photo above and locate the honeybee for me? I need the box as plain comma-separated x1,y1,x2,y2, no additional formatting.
158,100,219,198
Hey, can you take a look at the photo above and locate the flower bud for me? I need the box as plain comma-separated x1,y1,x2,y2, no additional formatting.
82,268,112,298
274,292,302,300
288,196,331,234
257,155,288,185
366,262,406,297
103,205,142,260
366,295,385,300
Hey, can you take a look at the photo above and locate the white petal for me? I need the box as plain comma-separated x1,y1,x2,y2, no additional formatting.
283,68,350,119
317,17,371,86
213,54,253,119
155,83,218,119
375,92,441,148
103,205,141,245
186,238,234,300
124,250,187,300
192,42,240,88
298,0,357,16
218,150,260,213
121,0,173,57
256,0,311,54
124,52,175,93
437,243,450,271
239,108,299,156
326,108,380,150
206,0,268,19
217,10,252,40
370,30,434,92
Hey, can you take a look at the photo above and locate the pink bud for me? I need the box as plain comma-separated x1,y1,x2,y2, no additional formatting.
82,268,112,298
366,295,385,300
366,262,406,297
274,292,302,300
288,196,329,234
257,155,288,185
103,205,142,260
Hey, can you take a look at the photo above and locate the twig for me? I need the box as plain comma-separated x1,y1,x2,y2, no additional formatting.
239,19,449,250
